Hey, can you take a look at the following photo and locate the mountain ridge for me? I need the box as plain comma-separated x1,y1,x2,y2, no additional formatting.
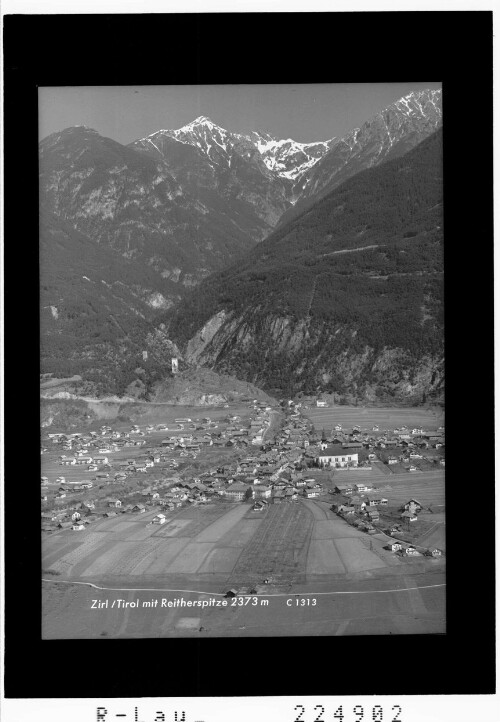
164,128,444,403
282,88,442,222
39,89,443,399
130,115,335,190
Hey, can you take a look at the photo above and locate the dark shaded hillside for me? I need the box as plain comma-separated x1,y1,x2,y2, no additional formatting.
39,126,260,288
40,211,182,397
165,130,444,402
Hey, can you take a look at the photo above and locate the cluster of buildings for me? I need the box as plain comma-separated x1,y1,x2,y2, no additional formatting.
41,400,285,529
313,421,444,470
331,493,388,533
330,490,443,557
317,422,444,450
41,399,329,532
41,400,445,546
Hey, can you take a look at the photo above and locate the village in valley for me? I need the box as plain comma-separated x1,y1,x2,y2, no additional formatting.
42,394,445,564
37,83,448,639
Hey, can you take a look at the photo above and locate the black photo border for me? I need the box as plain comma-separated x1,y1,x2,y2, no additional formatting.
3,10,495,699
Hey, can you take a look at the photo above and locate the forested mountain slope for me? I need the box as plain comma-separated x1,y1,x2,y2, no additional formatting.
40,211,181,396
165,130,444,402
281,88,441,223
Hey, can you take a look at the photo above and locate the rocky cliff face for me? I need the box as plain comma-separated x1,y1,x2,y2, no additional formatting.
179,311,444,403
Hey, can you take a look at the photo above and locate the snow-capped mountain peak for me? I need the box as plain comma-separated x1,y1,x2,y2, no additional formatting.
392,89,442,120
130,88,441,208
249,131,335,180
179,115,219,131
133,119,334,184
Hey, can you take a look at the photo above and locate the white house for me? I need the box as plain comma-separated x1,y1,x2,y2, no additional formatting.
318,445,358,468
316,400,327,408
93,456,109,465
253,485,272,499
405,546,420,556
304,488,321,498
386,541,403,552
427,548,442,557
354,483,369,493
152,514,166,525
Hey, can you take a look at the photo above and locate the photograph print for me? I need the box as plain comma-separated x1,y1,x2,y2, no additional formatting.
40,82,445,639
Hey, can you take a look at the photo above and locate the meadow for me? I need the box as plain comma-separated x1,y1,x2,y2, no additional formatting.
304,405,444,432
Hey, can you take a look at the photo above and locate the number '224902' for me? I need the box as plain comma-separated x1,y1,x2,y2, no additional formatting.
293,704,402,722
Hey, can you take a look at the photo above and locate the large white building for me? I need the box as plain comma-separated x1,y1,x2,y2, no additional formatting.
317,445,358,468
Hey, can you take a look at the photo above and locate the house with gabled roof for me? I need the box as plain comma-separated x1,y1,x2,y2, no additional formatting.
351,498,366,512
366,497,388,507
386,540,403,552
253,485,272,499
152,513,166,524
402,499,423,513
226,482,249,502
405,545,420,556
354,483,370,493
340,506,356,516
400,510,418,523
425,548,443,557
303,487,321,498
317,445,358,468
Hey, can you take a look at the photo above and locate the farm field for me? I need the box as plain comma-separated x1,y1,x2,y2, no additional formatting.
374,470,445,508
415,517,446,550
224,502,313,586
42,503,250,580
303,499,399,573
42,494,445,638
43,495,443,583
305,405,444,431
332,464,391,483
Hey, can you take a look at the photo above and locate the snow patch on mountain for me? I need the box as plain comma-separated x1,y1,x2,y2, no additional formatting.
135,117,335,185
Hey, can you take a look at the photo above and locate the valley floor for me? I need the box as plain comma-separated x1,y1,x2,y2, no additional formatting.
42,498,445,638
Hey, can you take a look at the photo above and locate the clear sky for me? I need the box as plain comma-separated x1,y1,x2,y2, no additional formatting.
39,82,442,145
